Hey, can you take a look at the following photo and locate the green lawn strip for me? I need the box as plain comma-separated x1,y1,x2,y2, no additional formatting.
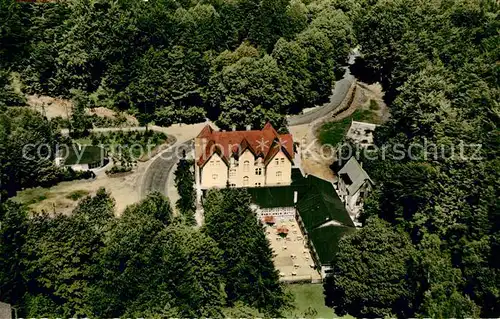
318,109,376,146
285,283,348,318
12,187,52,206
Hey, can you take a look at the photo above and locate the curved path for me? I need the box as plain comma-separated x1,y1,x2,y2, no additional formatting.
287,72,355,126
287,50,360,126
140,139,193,197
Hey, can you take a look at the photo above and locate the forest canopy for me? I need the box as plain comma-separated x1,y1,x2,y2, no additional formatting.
324,0,499,318
0,0,354,129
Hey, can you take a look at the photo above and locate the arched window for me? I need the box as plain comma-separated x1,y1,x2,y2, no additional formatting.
243,160,250,172
243,176,249,186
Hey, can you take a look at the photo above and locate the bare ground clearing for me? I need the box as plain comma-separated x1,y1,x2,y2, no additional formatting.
289,81,388,181
26,94,138,124
14,122,208,216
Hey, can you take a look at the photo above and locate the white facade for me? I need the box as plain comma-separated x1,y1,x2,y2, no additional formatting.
336,157,374,218
254,206,296,220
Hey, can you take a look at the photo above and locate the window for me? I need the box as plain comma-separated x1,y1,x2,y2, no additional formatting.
280,158,285,166
229,169,236,177
212,174,218,180
276,171,282,181
216,160,221,166
230,183,236,187
210,161,215,166
243,176,249,186
243,160,250,172
255,182,261,187
275,158,279,166
255,168,262,175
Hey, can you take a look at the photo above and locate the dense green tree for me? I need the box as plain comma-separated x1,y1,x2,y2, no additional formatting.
203,188,290,314
22,190,114,317
411,234,480,318
222,302,267,318
20,3,70,95
174,158,196,224
325,218,416,318
87,192,227,317
0,0,26,67
207,53,294,129
295,27,336,103
0,201,29,306
0,70,25,106
0,108,60,199
247,0,290,50
87,193,171,317
70,89,92,137
272,39,313,112
126,46,206,114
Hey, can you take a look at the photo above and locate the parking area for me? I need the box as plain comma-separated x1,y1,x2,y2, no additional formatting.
264,217,322,282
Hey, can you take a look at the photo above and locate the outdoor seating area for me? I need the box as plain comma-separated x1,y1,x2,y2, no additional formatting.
265,218,321,282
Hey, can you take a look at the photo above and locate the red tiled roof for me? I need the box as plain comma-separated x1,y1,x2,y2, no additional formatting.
196,122,294,167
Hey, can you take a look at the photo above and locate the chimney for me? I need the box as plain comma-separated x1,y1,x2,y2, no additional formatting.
294,191,298,204
232,125,236,131
246,124,251,131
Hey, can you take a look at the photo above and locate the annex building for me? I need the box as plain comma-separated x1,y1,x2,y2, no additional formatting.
248,168,355,278
194,123,294,189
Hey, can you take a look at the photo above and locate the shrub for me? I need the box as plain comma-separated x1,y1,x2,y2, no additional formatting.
65,190,90,201
369,99,380,110
105,165,132,175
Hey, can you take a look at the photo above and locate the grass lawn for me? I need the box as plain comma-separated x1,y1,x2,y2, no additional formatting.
12,187,52,206
74,137,92,145
318,109,378,146
285,283,350,318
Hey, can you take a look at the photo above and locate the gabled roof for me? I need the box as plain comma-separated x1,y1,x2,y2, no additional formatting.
196,122,294,167
338,157,373,195
296,175,354,229
309,224,355,265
